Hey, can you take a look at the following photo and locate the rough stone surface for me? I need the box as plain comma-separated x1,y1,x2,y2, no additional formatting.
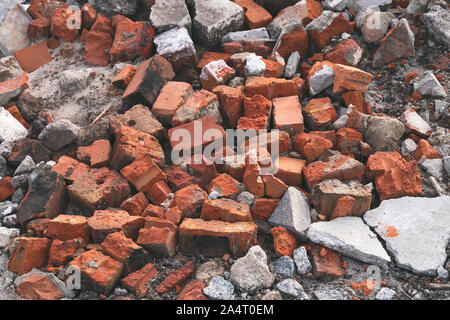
307,217,391,267
272,256,295,278
203,276,234,300
293,247,312,275
276,279,309,299
364,196,450,275
421,5,450,47
413,70,447,98
150,0,191,33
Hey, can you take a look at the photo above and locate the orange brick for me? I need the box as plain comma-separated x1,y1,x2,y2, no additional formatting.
275,156,306,186
272,95,304,136
120,155,166,193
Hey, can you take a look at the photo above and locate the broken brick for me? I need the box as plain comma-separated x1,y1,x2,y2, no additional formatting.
179,218,258,257
212,85,244,128
121,263,158,295
233,0,272,29
146,180,173,205
137,226,177,257
200,60,235,91
310,244,346,279
110,20,154,62
333,64,374,94
8,237,51,275
0,177,15,202
413,139,441,160
120,155,166,193
155,261,195,294
272,95,304,136
293,132,333,161
274,156,306,186
207,173,242,199
201,199,252,222
251,198,280,220
245,76,297,99
83,31,112,66
171,184,207,218
271,226,297,257
177,280,208,300
50,7,81,42
76,139,111,168
69,249,124,294
48,238,85,266
112,65,136,89
47,215,89,244
302,97,337,130
51,155,90,184
120,192,149,216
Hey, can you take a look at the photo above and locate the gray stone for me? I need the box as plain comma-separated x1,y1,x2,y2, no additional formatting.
0,5,31,57
324,0,348,11
401,138,417,156
114,287,128,296
245,53,265,77
434,100,449,117
88,0,137,18
428,129,450,157
0,226,19,248
268,187,311,240
372,19,415,68
293,247,312,275
237,191,254,206
347,0,392,12
364,196,450,276
306,11,341,35
13,155,34,176
437,266,448,279
11,188,25,204
2,213,18,227
0,107,28,145
443,156,450,176
14,268,76,299
375,287,396,300
0,155,8,178
38,119,80,152
0,253,8,271
406,0,429,15
419,157,444,181
314,289,344,300
222,28,269,44
0,56,23,82
150,0,191,33
414,70,447,98
308,61,334,96
230,245,275,291
356,7,394,43
307,216,391,267
422,5,450,46
0,140,14,158
276,279,309,299
272,256,295,278
284,51,300,78
0,201,16,219
154,27,197,71
0,0,25,24
192,0,244,49
195,261,225,284
364,115,405,151
11,173,28,189
261,290,282,300
0,270,14,290
203,276,234,300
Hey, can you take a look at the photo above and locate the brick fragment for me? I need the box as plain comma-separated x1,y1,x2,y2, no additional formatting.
8,237,51,275
47,215,89,243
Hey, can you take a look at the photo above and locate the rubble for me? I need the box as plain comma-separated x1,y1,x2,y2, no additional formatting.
364,196,450,275
421,5,450,46
150,0,192,34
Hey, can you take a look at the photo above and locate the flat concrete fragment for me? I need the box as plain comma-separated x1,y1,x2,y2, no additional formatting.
364,196,450,276
307,217,391,267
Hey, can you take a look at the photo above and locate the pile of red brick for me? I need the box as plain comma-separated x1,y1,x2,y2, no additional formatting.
0,0,447,300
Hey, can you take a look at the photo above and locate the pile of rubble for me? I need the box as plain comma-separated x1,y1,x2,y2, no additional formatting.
0,0,449,300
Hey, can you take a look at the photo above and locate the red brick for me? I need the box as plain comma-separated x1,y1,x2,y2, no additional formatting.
47,215,89,243
83,30,112,66
50,7,81,42
333,64,373,94
196,52,232,69
325,39,363,67
243,161,265,198
0,177,15,202
112,65,136,89
137,226,177,257
122,55,174,106
233,0,272,29
48,238,85,266
302,97,337,130
144,216,178,232
342,91,371,114
16,273,63,300
142,204,165,219
271,226,297,257
90,14,113,36
121,263,158,295
8,237,51,275
212,85,244,128
14,42,52,73
177,280,208,300
69,249,124,294
272,95,304,136
27,18,51,40
68,168,131,214
245,76,297,99
120,192,149,216
155,261,195,294
275,156,306,186
201,199,251,222
274,24,309,60
336,127,363,157
293,132,333,161
207,173,242,199
152,81,193,126
200,60,235,91
101,231,147,274
310,244,346,279
164,165,195,191
26,219,50,237
76,139,111,168
28,0,69,19
51,155,90,184
145,180,172,205
307,13,354,49
179,218,258,257
81,3,96,29
329,195,356,220
110,20,154,61
262,174,288,199
120,155,166,193
111,125,165,170
367,151,422,200
413,139,441,160
251,198,279,220
165,206,183,225
171,184,207,218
